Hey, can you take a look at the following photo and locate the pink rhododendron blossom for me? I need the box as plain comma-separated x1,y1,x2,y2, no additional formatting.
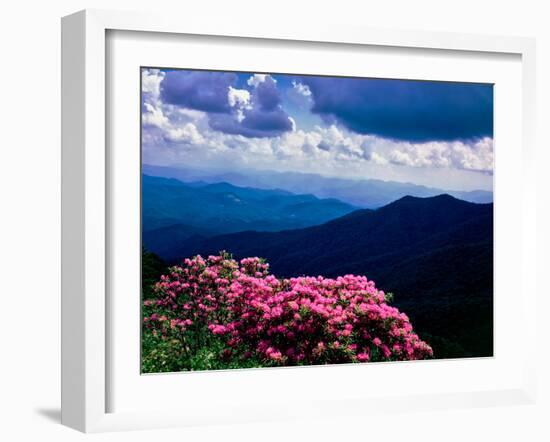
142,253,433,369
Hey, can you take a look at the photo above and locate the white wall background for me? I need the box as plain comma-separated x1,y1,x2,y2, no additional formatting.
0,1,548,440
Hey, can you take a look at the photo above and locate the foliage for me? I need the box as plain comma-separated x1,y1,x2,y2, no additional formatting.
141,247,166,296
142,252,433,372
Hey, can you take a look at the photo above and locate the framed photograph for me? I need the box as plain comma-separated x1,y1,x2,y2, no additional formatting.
61,9,537,432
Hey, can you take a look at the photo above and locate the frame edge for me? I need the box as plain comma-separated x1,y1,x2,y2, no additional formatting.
61,9,108,433
61,9,87,432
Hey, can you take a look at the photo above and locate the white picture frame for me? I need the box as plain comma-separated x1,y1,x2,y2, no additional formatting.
61,9,537,433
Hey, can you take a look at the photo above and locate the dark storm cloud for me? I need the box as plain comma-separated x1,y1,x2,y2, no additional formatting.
255,76,282,111
160,70,292,138
301,77,493,142
209,107,293,138
161,71,237,113
232,76,293,137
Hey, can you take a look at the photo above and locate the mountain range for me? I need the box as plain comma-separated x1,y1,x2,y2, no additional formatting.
142,170,493,359
143,163,493,208
161,194,494,359
142,174,357,259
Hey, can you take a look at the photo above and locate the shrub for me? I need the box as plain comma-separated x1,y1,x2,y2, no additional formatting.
142,252,432,372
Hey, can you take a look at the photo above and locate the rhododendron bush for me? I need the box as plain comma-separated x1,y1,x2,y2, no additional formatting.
142,253,433,372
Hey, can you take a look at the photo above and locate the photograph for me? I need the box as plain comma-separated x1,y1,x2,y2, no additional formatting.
140,67,494,373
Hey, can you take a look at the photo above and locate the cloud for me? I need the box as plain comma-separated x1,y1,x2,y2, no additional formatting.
142,102,170,129
142,70,207,147
163,123,204,144
386,138,493,172
209,108,293,138
141,68,494,191
156,70,293,138
143,118,493,190
227,87,251,108
254,76,282,111
288,117,297,131
210,74,293,138
247,74,273,88
301,76,493,142
449,137,494,172
286,80,314,112
292,81,312,97
142,69,165,99
389,149,417,167
161,70,237,113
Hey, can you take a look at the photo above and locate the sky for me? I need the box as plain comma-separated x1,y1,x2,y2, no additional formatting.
141,68,494,191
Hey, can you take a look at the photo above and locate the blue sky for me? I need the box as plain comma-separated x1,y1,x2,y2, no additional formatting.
141,68,494,191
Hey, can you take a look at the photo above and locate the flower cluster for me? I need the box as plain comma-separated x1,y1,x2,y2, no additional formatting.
143,253,432,370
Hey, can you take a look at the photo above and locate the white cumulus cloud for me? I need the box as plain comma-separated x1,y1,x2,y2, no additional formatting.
141,69,165,100
247,73,276,88
387,138,493,173
164,123,204,144
227,86,251,108
292,81,312,97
